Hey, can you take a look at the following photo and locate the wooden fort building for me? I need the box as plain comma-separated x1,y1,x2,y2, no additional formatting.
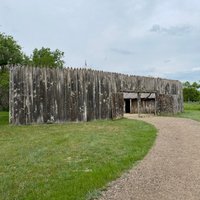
9,66,183,125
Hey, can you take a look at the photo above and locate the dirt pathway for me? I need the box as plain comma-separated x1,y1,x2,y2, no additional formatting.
99,115,200,200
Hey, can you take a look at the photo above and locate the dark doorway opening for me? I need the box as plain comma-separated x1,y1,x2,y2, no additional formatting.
124,99,131,113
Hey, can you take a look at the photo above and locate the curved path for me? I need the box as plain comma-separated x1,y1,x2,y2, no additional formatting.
99,115,200,200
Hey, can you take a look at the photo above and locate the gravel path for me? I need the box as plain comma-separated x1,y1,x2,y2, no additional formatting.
98,115,200,200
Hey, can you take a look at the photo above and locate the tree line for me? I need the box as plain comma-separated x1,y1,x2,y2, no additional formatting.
0,32,65,111
183,81,200,102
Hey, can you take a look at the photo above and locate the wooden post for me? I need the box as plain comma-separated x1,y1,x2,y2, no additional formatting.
9,66,13,124
130,98,132,114
137,92,141,117
154,92,157,115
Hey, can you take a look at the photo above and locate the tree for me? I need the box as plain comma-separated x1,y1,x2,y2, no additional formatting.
0,32,25,110
183,81,191,88
0,32,24,67
0,69,9,111
31,47,65,68
183,87,200,102
183,81,200,102
0,32,23,110
22,54,32,65
0,33,65,111
192,81,200,89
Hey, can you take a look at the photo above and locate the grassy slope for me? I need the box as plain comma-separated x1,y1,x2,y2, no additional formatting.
0,113,156,200
177,102,200,121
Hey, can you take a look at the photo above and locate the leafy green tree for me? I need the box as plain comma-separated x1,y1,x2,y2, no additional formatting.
183,87,200,102
0,69,9,111
0,32,25,110
0,32,65,110
192,81,200,89
183,81,200,102
31,47,65,68
0,32,24,67
22,54,32,65
183,81,191,88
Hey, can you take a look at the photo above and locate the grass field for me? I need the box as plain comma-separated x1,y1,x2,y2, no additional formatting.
178,102,200,121
0,112,156,200
0,111,9,125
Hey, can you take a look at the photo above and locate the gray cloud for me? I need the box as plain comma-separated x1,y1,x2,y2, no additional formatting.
110,48,134,55
150,24,192,36
164,59,171,63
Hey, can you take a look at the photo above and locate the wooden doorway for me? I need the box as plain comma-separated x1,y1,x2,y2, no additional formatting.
123,92,157,116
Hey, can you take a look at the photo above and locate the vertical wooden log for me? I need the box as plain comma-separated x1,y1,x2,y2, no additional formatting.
9,66,13,124
62,68,67,121
137,92,141,117
42,67,48,123
154,93,157,115
83,69,86,121
19,66,25,124
45,68,51,122
69,69,77,121
65,68,71,121
56,68,65,122
92,70,96,120
77,69,83,121
86,69,91,121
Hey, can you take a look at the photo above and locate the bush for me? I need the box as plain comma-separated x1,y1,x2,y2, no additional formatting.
183,87,200,102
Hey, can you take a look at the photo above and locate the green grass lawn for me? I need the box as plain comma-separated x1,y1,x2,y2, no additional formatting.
0,112,156,200
177,102,200,121
0,111,9,125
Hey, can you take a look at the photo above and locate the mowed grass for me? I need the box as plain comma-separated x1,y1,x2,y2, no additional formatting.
0,111,9,125
0,112,156,200
184,102,200,111
177,102,200,121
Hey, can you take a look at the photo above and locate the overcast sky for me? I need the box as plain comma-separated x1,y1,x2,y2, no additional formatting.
1,0,200,82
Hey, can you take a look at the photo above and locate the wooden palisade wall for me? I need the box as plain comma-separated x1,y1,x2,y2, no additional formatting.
9,66,183,125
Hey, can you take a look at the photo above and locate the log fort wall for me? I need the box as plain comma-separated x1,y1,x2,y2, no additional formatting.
9,66,183,124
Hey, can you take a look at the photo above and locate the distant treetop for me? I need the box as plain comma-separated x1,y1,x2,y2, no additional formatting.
31,47,65,68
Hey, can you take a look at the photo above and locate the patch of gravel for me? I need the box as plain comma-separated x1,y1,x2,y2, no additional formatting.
98,115,200,200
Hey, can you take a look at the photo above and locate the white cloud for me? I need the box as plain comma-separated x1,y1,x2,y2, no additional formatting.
0,0,200,81
192,67,200,72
